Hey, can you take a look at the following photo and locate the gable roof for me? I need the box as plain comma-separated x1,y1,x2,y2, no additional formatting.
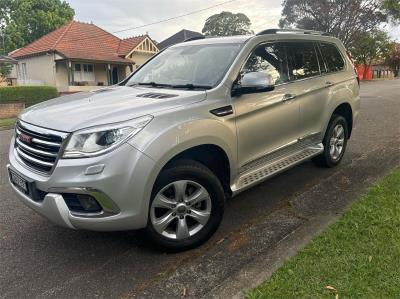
118,36,147,56
158,29,203,50
10,21,139,64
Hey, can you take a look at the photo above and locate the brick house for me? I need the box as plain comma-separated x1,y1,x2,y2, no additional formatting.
9,21,159,92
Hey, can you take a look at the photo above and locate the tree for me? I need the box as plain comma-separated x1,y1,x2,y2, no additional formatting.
384,0,400,22
0,63,12,83
351,30,392,80
279,0,399,47
385,43,400,77
202,11,253,37
0,0,74,53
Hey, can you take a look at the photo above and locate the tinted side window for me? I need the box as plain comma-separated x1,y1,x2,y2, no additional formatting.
241,43,289,85
286,42,320,80
319,42,345,73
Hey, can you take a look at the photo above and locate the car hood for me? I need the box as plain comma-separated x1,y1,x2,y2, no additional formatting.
19,86,207,132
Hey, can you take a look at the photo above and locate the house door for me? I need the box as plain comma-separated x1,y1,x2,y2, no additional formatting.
112,67,118,84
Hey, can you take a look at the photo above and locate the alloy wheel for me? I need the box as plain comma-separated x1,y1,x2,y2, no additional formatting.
329,124,345,161
150,180,212,240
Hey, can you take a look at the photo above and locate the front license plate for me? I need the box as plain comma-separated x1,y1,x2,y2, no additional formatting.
9,169,28,194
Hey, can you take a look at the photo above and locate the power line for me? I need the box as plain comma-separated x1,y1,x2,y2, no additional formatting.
67,0,238,43
113,0,238,34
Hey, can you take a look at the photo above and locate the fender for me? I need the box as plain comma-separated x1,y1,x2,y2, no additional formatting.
128,116,237,219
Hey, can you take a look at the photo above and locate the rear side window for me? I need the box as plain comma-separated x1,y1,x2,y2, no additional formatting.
286,42,320,80
319,42,345,73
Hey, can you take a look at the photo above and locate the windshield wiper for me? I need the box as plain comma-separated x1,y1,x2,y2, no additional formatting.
171,84,212,90
137,82,174,88
128,82,212,90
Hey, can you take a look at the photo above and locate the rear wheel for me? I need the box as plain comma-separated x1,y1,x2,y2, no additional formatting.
145,160,225,251
313,114,349,168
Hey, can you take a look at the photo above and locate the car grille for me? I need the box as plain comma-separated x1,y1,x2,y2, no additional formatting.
14,121,69,174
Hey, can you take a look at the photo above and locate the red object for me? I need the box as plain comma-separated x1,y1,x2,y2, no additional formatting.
19,133,33,144
10,21,148,64
356,65,373,81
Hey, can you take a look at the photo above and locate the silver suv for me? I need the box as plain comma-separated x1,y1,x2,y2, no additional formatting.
7,29,360,250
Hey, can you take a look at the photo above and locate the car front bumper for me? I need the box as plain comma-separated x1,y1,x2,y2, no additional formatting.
8,138,157,231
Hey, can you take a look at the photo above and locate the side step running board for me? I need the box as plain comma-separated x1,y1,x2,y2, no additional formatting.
231,144,324,194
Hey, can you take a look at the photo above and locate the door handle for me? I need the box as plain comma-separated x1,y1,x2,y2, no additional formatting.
282,94,296,102
325,81,334,87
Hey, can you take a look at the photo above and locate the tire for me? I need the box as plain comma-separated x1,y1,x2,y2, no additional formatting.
312,114,349,168
145,159,225,251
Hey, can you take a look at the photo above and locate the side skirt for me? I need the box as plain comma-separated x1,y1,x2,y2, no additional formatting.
231,142,324,195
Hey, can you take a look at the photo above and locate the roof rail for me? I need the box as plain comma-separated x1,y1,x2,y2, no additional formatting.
183,36,205,42
256,28,330,36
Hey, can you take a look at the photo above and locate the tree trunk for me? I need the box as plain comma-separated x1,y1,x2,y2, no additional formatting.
362,63,369,80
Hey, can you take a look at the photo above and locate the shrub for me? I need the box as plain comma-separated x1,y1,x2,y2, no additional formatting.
0,86,59,107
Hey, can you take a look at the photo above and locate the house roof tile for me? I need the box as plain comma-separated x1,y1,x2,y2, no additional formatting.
10,21,143,64
118,36,147,56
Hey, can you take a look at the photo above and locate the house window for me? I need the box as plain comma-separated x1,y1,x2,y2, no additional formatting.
16,65,21,79
21,63,27,80
73,63,95,82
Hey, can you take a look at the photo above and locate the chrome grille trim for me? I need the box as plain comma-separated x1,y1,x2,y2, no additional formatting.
14,120,69,175
31,138,62,147
16,139,58,157
16,148,54,167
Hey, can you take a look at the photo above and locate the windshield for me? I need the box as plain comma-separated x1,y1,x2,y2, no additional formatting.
126,43,242,89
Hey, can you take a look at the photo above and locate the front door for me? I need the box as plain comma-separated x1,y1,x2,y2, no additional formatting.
233,42,301,168
112,66,119,84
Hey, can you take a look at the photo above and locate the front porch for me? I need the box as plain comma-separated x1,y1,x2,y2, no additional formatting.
55,60,133,93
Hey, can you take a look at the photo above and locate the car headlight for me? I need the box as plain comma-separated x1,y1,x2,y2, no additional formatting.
62,115,153,158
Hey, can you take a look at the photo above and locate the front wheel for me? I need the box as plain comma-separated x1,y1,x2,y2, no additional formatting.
313,114,349,168
145,160,225,251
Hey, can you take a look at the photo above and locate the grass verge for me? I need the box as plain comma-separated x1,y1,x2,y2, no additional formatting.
0,117,16,129
247,168,400,299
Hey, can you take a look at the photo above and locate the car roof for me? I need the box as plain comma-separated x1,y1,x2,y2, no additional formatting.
169,33,342,49
170,35,253,47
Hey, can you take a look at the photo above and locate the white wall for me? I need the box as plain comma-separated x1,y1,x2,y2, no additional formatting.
130,52,154,70
14,54,56,86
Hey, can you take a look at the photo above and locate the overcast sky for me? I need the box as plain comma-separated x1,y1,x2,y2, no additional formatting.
66,0,400,42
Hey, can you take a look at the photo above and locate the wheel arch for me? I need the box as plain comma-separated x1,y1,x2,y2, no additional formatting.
332,103,353,138
161,144,232,198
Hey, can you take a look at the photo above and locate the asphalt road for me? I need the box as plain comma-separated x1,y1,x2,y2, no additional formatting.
0,80,399,299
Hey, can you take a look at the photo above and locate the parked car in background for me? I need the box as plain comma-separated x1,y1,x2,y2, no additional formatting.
7,29,360,251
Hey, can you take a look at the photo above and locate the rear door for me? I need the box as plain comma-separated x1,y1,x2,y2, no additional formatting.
284,41,328,140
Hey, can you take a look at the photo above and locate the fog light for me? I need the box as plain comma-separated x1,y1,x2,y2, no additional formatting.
76,194,102,213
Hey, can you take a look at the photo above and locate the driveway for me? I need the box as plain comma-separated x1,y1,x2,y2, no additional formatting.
0,80,399,299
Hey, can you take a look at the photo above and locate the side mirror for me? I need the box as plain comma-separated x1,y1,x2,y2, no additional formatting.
232,72,275,96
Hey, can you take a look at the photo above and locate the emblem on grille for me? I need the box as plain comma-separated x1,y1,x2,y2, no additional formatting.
19,133,33,144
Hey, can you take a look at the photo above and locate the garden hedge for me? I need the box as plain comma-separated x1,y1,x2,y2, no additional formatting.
0,86,59,107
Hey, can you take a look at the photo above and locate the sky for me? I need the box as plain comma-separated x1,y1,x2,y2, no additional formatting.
66,0,400,43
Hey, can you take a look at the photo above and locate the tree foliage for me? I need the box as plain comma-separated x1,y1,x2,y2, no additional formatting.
279,0,398,47
384,0,400,22
385,43,400,76
0,63,12,82
0,0,74,53
351,30,392,78
202,11,253,36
